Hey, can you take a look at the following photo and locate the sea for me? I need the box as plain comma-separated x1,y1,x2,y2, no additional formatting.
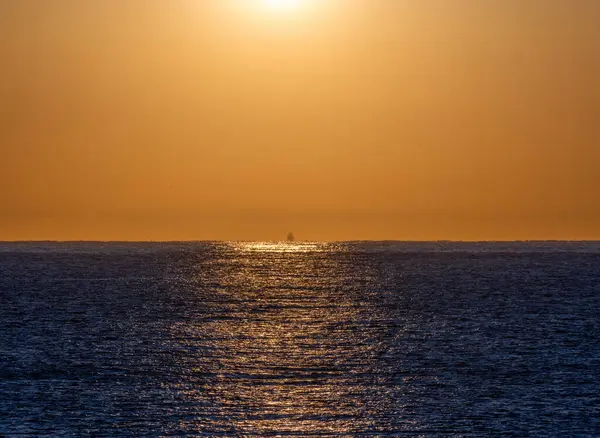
1,241,599,436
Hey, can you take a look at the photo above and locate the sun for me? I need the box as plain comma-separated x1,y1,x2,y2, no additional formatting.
263,0,301,9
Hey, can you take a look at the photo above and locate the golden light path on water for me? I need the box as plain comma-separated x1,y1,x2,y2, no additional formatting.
167,241,401,434
230,241,331,253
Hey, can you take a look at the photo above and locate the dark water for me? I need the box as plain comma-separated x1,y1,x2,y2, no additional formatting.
1,241,599,436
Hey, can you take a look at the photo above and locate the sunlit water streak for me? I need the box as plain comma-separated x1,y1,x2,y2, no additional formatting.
1,242,599,436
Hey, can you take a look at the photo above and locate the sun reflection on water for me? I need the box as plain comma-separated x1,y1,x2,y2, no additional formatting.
230,240,331,253
164,242,397,434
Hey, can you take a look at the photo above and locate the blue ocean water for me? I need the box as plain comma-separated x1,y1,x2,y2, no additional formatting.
1,241,599,436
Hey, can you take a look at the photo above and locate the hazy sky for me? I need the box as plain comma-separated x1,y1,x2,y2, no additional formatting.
1,0,599,241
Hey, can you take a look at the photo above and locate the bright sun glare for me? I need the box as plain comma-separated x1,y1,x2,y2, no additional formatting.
264,0,301,9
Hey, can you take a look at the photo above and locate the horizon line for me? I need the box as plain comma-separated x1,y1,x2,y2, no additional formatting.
2,239,600,244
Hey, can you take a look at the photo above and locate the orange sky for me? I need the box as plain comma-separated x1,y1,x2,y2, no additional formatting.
1,0,599,241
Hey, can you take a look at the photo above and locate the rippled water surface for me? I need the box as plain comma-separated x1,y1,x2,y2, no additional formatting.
1,241,599,436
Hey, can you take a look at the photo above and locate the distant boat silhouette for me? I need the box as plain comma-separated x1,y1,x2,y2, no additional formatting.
287,232,295,242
